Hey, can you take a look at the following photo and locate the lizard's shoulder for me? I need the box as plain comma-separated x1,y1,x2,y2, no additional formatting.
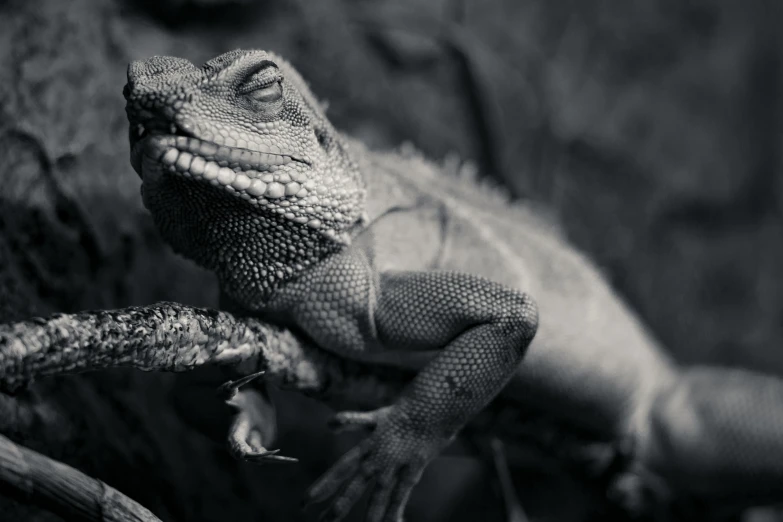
344,137,581,288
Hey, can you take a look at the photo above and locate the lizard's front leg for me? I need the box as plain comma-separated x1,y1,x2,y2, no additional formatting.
312,271,538,521
269,258,538,522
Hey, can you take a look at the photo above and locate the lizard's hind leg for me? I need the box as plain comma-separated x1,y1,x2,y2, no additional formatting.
218,371,298,464
298,269,539,522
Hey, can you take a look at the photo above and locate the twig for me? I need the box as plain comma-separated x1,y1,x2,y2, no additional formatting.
0,433,160,521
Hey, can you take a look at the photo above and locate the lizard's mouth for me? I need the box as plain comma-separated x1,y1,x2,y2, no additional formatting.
131,122,312,200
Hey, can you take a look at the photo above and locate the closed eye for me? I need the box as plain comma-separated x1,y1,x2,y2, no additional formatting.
238,66,283,102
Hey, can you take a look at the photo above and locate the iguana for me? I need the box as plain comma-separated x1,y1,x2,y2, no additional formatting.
3,48,783,521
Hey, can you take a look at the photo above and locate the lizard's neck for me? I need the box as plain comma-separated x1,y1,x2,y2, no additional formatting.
143,175,347,308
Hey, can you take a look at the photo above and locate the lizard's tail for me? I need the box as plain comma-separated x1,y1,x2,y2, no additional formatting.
642,366,783,507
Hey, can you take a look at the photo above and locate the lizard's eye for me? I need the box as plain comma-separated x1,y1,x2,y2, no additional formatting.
238,66,283,103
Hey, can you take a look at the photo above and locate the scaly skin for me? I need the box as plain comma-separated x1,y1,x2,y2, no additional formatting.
125,49,539,522
4,48,783,520
120,49,783,520
125,51,365,307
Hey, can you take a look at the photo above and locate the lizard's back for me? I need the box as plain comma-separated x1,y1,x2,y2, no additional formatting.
357,142,677,438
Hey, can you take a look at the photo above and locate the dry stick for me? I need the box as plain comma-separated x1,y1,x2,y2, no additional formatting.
0,434,160,522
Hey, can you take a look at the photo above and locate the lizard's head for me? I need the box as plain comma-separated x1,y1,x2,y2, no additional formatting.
123,50,366,305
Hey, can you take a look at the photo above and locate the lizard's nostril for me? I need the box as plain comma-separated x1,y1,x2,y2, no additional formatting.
315,128,330,150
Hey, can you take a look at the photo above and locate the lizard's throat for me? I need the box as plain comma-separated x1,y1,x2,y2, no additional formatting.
142,175,344,307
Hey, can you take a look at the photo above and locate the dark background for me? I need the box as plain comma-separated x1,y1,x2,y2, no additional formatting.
0,0,781,520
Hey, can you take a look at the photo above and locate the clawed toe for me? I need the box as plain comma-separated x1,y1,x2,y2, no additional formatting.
305,435,422,522
219,374,297,464
366,470,420,522
305,405,437,521
241,447,299,464
310,465,419,522
216,370,266,402
229,425,298,464
306,442,370,505
317,471,373,522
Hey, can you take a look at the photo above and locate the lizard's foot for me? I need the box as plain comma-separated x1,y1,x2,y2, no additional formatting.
306,405,449,522
218,371,298,464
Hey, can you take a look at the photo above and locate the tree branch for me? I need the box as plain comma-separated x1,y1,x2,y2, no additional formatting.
0,433,160,521
0,301,408,405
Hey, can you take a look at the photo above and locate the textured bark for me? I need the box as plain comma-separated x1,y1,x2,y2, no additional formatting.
0,303,407,405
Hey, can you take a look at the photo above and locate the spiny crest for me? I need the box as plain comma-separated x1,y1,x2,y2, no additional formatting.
394,142,563,238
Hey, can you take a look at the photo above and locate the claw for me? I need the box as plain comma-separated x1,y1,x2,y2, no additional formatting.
221,379,298,465
307,442,369,504
318,471,371,522
241,448,299,464
228,412,298,464
216,370,266,402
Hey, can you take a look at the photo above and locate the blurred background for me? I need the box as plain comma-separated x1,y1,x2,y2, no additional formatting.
0,0,781,520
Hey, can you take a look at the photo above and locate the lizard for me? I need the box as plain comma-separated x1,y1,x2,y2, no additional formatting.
124,49,540,521
117,49,783,520
2,48,783,521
